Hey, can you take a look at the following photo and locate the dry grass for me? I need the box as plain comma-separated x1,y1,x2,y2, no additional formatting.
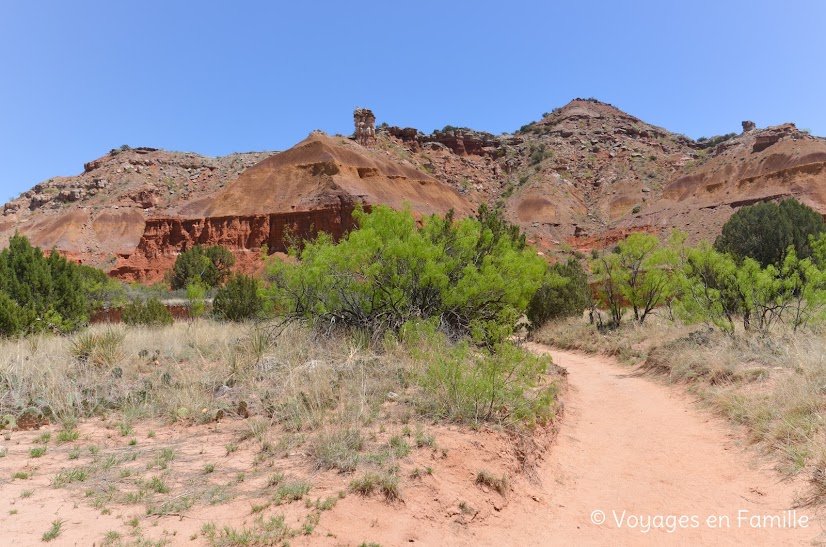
0,321,406,430
537,315,826,503
0,318,564,540
475,469,509,496
1,320,562,437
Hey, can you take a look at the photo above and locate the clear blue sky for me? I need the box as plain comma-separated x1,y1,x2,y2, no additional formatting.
2,1,824,201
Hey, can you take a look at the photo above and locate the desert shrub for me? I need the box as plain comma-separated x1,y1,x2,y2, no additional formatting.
475,470,508,495
529,143,548,165
405,320,558,427
527,257,592,329
673,242,826,333
715,198,825,267
168,245,235,290
695,132,737,149
69,328,125,367
0,234,94,335
0,292,30,336
79,264,126,311
267,204,545,344
309,429,364,473
121,298,173,327
213,274,261,322
349,470,399,500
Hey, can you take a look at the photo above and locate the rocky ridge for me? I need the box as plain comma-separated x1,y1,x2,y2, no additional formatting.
0,146,274,269
3,98,826,280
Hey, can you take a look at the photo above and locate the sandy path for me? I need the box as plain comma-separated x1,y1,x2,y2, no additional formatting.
472,345,823,546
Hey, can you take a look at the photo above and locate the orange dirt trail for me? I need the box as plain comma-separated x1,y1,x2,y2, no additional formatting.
480,345,823,546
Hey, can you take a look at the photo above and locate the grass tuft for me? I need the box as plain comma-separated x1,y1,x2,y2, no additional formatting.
475,469,508,496
42,519,65,542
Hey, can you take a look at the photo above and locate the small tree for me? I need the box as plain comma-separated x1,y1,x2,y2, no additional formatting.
527,257,592,329
673,243,743,333
185,276,208,318
715,199,825,267
122,298,173,327
0,233,93,335
213,274,261,322
168,245,235,290
591,233,676,326
590,248,624,327
615,233,674,325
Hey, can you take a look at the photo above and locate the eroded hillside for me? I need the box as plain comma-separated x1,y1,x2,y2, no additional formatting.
4,98,826,277
0,147,274,270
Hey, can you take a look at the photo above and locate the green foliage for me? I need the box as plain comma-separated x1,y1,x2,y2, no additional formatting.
213,274,262,321
715,199,825,267
673,239,826,333
0,233,99,335
404,321,558,427
79,265,126,311
266,204,544,344
591,233,675,326
168,245,235,290
672,243,742,333
529,143,549,165
185,277,208,318
122,297,173,327
527,257,592,329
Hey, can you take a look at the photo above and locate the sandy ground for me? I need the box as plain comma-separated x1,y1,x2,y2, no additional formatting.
486,345,824,546
1,345,823,546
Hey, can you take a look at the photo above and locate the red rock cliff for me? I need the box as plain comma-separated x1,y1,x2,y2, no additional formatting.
110,202,357,282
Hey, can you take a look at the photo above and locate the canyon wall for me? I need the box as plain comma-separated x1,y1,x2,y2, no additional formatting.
110,202,357,282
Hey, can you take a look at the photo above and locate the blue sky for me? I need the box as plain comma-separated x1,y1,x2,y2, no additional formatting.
1,1,824,200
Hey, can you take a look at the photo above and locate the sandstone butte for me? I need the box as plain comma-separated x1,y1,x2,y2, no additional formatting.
2,99,826,280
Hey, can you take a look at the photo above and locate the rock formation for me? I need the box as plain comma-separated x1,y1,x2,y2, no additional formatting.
0,147,274,269
383,125,516,157
354,107,376,146
742,120,756,133
5,100,826,278
111,132,472,282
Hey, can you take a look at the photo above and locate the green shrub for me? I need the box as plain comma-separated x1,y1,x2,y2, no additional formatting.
715,198,825,267
122,298,173,326
213,274,261,322
527,257,592,329
310,429,364,473
167,245,235,290
695,132,737,149
185,278,208,318
475,470,508,495
267,204,545,344
349,471,399,500
0,234,98,335
529,143,548,165
406,321,558,427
